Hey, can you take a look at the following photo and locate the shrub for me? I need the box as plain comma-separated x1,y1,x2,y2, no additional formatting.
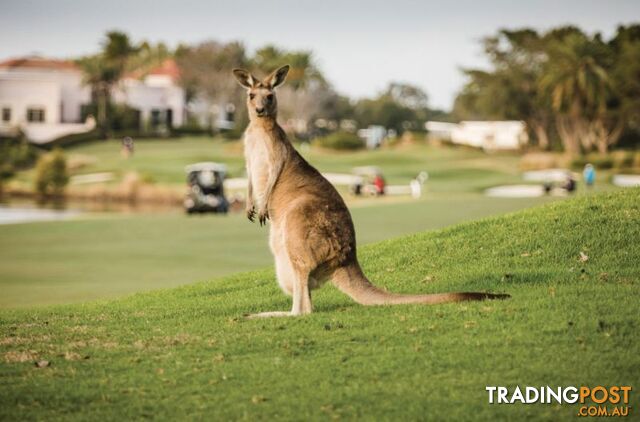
315,131,364,150
111,104,141,132
612,151,635,169
173,123,211,136
591,155,614,169
220,128,244,141
46,129,100,149
520,152,566,170
634,152,640,169
81,103,141,132
571,154,614,170
34,149,69,196
0,135,38,168
0,136,39,191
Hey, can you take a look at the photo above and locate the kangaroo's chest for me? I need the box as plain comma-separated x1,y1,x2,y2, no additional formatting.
244,130,275,205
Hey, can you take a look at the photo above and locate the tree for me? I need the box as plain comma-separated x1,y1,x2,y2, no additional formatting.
609,25,640,150
175,41,249,129
540,28,616,154
125,41,172,76
34,149,69,197
354,83,430,134
248,46,341,134
251,46,326,90
176,41,247,103
454,29,554,149
454,25,640,154
386,82,429,110
78,31,137,137
0,136,38,195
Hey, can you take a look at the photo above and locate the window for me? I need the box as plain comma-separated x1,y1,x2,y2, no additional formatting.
1,107,10,123
150,109,161,128
27,108,45,123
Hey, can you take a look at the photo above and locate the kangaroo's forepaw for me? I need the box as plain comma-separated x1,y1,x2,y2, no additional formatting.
258,210,269,226
246,207,256,222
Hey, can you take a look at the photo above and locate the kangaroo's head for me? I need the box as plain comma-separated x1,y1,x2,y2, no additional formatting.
233,65,290,120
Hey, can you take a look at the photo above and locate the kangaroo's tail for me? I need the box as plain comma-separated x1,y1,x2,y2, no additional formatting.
331,263,510,305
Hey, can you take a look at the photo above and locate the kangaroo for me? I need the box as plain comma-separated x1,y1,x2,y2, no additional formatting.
233,65,509,318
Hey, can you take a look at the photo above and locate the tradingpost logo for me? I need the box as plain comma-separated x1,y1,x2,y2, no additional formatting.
486,385,633,417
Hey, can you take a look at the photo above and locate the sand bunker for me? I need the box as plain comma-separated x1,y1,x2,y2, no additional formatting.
613,175,640,187
485,185,545,198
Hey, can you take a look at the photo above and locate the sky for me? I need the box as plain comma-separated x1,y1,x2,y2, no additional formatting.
1,0,638,109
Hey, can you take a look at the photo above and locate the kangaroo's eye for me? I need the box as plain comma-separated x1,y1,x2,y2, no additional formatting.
266,94,274,102
249,93,255,100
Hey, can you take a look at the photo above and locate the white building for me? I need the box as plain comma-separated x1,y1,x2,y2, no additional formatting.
0,57,94,143
113,59,185,130
0,57,187,143
186,96,236,131
426,120,528,151
357,125,387,149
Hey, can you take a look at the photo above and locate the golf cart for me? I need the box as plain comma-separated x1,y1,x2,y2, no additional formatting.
184,162,229,214
350,166,386,196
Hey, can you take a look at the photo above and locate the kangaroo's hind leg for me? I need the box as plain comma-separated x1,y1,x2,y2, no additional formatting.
290,264,312,316
245,254,312,318
246,230,313,318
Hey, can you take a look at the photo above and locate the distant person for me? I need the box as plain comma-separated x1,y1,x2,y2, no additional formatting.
543,180,553,195
583,163,596,188
373,174,386,195
563,172,576,193
121,136,134,158
350,176,364,196
410,178,422,199
410,171,428,199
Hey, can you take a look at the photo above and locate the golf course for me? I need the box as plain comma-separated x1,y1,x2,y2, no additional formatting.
0,188,638,420
1,138,567,308
2,3,639,419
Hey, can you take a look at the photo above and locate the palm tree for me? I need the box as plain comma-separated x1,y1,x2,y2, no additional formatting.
454,30,555,150
252,46,325,90
540,30,613,154
79,31,136,138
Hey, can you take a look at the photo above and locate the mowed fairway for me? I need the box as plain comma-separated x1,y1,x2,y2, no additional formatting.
0,195,554,307
1,137,562,307
14,137,527,189
0,189,638,420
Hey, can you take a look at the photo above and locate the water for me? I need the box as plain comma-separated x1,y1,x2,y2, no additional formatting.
0,204,82,225
0,198,241,224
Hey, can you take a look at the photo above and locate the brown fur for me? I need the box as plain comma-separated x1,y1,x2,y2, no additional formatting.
233,65,509,318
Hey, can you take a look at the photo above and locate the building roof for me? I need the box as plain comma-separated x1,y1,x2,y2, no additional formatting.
0,57,80,71
122,59,181,82
147,59,180,81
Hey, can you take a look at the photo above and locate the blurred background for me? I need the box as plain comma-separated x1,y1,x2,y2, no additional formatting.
0,0,639,307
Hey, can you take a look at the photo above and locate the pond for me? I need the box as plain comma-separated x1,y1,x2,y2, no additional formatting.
0,204,82,225
0,197,247,224
0,197,193,224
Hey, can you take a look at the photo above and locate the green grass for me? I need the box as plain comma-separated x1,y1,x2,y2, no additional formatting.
15,137,527,191
1,136,561,307
1,189,638,420
0,195,554,307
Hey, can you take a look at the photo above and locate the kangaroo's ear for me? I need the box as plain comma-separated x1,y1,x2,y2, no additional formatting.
265,65,290,89
232,68,256,89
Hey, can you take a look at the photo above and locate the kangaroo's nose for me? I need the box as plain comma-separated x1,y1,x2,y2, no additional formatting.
256,108,265,114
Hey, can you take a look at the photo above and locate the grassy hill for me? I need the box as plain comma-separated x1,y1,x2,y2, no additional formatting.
0,194,554,308
1,189,638,420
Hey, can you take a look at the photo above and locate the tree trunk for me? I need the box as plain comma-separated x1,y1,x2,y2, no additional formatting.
594,117,625,154
556,116,581,155
531,121,550,150
97,83,110,140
